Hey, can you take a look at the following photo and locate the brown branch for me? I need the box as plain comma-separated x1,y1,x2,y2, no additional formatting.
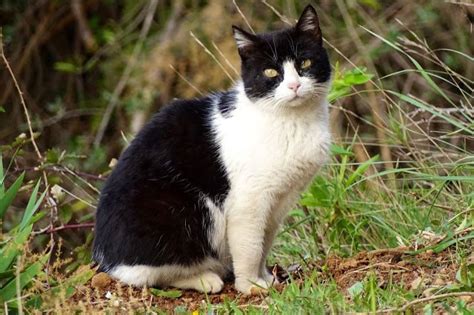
13,165,107,181
42,222,95,234
71,0,97,52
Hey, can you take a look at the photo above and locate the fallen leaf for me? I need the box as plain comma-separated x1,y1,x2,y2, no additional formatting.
149,288,182,298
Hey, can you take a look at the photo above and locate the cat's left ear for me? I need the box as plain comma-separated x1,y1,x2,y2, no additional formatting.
296,5,322,45
232,26,258,51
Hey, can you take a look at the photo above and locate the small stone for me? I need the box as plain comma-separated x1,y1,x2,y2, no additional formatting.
92,272,112,289
109,158,118,169
410,276,423,290
433,278,445,286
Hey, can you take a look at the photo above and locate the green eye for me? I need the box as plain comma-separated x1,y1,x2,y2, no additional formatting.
301,59,312,69
264,68,279,78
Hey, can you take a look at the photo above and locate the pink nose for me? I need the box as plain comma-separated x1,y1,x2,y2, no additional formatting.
288,82,301,92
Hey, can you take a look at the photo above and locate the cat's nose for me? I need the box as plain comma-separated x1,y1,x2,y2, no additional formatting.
288,82,301,92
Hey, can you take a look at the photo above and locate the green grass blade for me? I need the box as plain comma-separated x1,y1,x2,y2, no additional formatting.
362,26,455,106
345,155,379,188
0,269,15,280
0,153,4,197
0,172,25,219
19,181,46,231
388,91,473,135
0,255,48,303
0,225,33,273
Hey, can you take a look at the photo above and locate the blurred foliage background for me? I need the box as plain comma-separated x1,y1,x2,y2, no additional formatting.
1,0,473,258
1,0,472,163
0,0,473,311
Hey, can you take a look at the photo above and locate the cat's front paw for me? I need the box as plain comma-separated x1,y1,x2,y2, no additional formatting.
235,277,271,295
196,272,225,293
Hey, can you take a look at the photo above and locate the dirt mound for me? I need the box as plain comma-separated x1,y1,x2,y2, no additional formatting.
324,248,459,293
69,247,467,312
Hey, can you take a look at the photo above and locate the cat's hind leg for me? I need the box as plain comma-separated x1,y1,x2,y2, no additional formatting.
109,259,226,293
170,271,224,293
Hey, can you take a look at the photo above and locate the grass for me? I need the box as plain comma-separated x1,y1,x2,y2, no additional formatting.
1,0,473,313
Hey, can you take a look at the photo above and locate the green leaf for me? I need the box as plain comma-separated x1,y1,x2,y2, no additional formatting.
348,281,364,298
19,180,46,231
149,288,182,298
54,61,80,73
359,0,381,10
0,106,5,113
345,155,379,188
328,67,373,102
0,225,33,273
0,172,25,219
0,269,15,280
0,255,48,303
330,144,354,157
301,176,332,208
456,261,474,289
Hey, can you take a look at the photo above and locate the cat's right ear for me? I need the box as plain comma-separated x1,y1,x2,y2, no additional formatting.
232,26,257,53
295,5,322,45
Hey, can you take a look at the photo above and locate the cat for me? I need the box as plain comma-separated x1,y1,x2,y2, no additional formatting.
93,4,331,295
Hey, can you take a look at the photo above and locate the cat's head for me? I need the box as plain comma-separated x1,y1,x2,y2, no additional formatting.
233,5,331,109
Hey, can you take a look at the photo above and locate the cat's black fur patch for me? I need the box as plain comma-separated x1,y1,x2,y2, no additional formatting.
216,90,237,117
93,97,229,270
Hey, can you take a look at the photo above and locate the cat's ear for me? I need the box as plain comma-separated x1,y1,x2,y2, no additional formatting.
295,5,322,44
232,26,257,51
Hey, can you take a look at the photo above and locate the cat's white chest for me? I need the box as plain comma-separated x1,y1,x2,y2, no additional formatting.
214,101,330,193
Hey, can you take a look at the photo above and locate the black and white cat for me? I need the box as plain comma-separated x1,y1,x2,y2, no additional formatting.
93,4,331,294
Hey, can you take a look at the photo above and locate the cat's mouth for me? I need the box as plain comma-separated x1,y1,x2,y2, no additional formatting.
290,92,309,101
285,94,307,107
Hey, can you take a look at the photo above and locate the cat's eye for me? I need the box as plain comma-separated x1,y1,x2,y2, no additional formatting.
301,59,312,69
263,68,279,78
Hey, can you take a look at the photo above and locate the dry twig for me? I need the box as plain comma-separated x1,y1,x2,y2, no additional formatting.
377,292,474,313
94,0,159,147
0,30,42,160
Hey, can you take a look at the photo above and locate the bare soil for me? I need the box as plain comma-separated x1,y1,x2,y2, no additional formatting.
69,247,467,312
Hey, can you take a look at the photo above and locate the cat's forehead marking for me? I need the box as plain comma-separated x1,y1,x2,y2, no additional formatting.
282,60,299,81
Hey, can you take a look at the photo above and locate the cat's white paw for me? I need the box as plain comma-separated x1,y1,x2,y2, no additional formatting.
235,277,271,295
172,271,224,293
196,272,224,293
